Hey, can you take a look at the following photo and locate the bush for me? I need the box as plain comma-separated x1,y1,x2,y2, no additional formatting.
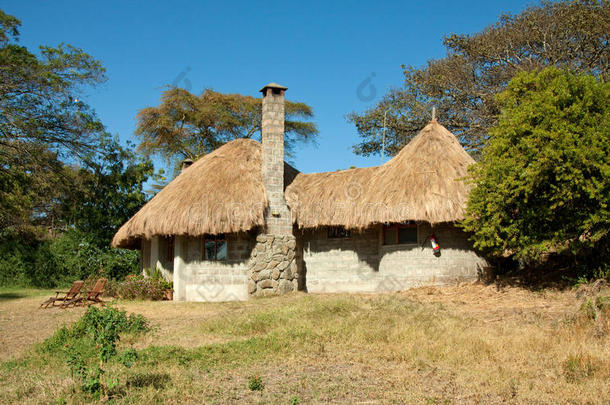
461,67,609,273
39,307,149,398
114,275,167,300
0,230,140,288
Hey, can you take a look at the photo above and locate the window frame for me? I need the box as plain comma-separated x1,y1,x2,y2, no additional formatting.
202,234,227,261
383,223,418,245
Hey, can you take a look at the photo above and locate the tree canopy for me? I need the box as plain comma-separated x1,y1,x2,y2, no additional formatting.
459,67,609,270
348,0,609,158
135,87,318,167
0,10,107,163
0,9,154,246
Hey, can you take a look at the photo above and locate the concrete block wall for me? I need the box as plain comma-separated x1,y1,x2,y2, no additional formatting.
301,227,381,293
378,223,487,289
302,224,487,293
173,232,253,302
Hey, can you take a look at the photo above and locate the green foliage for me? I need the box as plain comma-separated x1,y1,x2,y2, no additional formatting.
40,307,148,398
119,348,138,368
460,68,609,271
63,134,156,247
135,87,318,170
349,0,609,157
248,375,264,391
0,230,140,287
0,10,155,282
109,274,170,301
0,9,106,161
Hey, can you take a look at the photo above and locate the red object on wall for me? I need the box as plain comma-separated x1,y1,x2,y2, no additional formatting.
430,234,441,254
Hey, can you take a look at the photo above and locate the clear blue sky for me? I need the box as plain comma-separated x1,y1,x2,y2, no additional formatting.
4,0,534,174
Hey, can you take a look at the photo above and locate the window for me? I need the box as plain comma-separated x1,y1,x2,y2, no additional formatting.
328,226,351,239
166,237,174,262
202,234,227,261
383,223,417,245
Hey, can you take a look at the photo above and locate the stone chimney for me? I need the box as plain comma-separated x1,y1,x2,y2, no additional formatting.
248,83,298,298
259,82,291,235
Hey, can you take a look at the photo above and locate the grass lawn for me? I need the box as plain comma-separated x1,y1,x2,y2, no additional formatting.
0,283,608,404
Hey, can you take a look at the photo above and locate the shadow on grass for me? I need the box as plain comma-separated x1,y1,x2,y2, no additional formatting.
126,372,171,389
0,292,26,301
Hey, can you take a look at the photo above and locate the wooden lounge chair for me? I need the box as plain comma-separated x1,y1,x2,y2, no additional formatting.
40,280,84,309
63,278,108,308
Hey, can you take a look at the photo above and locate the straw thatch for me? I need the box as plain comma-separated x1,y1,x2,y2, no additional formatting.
284,120,475,229
112,139,298,248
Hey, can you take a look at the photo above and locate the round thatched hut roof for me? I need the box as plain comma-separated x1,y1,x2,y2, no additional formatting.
284,120,475,228
112,139,298,248
113,120,474,248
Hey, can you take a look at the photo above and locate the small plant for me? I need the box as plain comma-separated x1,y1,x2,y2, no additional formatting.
563,353,599,382
290,396,300,405
248,375,264,391
41,306,149,399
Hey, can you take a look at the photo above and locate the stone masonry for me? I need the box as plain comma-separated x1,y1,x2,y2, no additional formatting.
247,83,298,297
260,83,292,236
248,234,298,297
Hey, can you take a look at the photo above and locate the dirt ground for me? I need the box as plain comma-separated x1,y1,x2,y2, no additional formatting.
0,282,608,404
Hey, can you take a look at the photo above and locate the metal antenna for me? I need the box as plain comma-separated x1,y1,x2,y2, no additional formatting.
381,109,388,163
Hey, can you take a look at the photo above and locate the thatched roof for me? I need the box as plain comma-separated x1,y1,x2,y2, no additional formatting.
284,120,475,229
112,139,298,248
113,120,474,248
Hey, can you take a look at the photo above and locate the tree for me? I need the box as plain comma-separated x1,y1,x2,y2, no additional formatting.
0,9,107,163
459,67,609,271
0,8,108,235
135,87,318,167
348,0,609,158
62,134,155,247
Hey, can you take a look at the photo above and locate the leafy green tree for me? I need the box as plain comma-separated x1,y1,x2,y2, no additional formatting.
460,68,609,270
0,9,151,286
349,0,609,157
135,87,318,166
0,9,106,162
64,134,155,247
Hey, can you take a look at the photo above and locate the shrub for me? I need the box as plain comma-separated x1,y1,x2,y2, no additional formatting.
114,275,169,301
0,230,140,288
40,306,149,399
461,68,609,274
248,375,264,391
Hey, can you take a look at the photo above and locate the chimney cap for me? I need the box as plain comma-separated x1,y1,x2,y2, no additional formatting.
259,82,288,93
181,159,194,172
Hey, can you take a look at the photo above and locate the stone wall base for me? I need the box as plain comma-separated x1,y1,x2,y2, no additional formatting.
248,234,298,297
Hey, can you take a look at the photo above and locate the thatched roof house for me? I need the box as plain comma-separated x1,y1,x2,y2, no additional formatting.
285,120,474,229
112,139,298,249
113,83,487,302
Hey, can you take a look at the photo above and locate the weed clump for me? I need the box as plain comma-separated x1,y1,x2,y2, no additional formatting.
39,306,149,399
248,375,264,391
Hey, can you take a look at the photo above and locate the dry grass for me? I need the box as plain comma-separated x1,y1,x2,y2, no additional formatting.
0,283,609,404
